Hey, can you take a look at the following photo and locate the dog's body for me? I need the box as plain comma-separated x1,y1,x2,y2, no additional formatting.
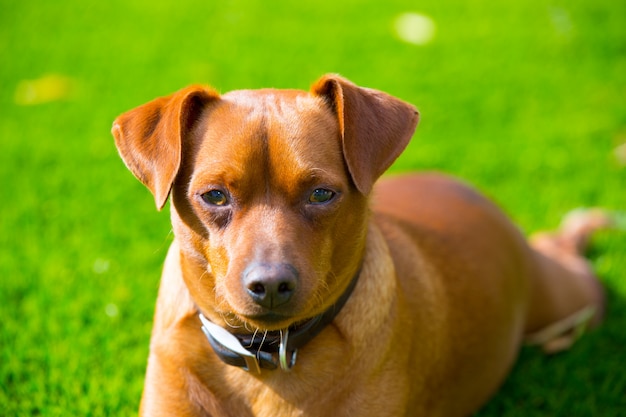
113,75,605,416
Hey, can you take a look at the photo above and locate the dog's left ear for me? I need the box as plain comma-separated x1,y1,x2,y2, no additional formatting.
311,74,419,194
112,86,220,210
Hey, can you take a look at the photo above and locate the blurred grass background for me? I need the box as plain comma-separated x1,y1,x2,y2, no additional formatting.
1,0,625,415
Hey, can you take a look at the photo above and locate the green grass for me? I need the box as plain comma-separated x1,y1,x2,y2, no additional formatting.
1,0,625,415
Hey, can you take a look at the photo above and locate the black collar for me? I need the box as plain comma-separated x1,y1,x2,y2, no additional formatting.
199,269,361,374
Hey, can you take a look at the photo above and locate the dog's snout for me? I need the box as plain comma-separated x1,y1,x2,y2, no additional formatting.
243,263,298,309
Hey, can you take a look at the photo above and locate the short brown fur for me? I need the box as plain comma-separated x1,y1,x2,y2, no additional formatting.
113,75,605,416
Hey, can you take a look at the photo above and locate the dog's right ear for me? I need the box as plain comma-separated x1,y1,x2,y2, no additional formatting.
112,86,220,210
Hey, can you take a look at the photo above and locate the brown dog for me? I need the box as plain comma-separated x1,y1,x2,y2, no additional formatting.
113,75,606,416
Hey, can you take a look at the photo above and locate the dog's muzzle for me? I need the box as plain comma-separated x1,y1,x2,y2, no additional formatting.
199,268,361,374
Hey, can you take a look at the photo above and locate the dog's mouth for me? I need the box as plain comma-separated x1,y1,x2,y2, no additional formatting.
215,308,301,333
243,312,295,330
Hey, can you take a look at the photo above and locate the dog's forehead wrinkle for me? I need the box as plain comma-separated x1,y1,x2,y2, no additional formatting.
211,92,343,199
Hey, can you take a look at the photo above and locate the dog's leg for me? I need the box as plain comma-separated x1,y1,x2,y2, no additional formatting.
524,209,613,353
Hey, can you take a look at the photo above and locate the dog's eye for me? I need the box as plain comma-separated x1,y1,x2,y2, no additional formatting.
201,190,229,206
308,188,335,204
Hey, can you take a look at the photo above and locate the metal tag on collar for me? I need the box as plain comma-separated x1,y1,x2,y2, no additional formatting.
199,314,262,374
279,328,297,371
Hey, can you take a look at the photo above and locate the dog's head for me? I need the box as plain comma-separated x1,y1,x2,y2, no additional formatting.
113,75,418,331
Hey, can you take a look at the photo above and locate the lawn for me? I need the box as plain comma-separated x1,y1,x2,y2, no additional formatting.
1,0,625,415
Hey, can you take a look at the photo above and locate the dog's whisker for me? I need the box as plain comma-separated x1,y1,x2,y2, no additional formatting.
221,313,243,329
245,327,260,348
257,330,269,357
243,321,256,333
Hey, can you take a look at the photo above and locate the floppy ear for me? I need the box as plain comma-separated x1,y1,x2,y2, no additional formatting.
311,74,419,194
112,86,220,210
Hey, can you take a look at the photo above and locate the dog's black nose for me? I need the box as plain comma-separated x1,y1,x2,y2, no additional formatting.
243,263,298,309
